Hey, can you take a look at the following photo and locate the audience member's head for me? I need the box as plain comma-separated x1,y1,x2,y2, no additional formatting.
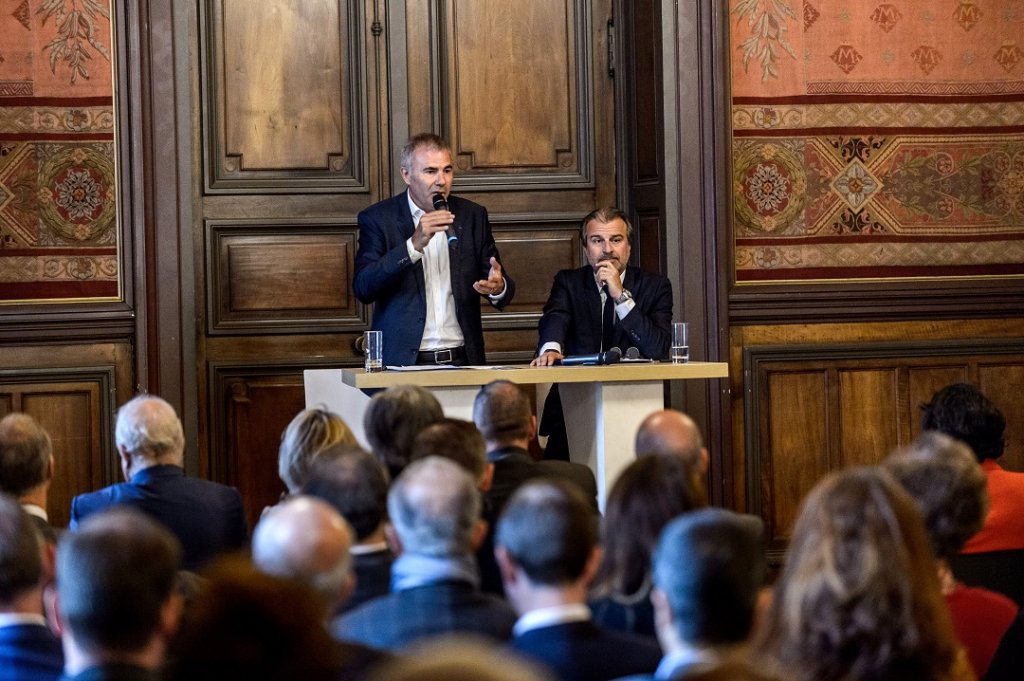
278,407,357,494
635,409,708,474
252,495,354,614
0,413,54,499
387,456,483,558
56,508,182,671
473,380,535,450
366,636,554,681
495,479,599,600
302,444,389,543
167,557,343,681
592,454,706,597
410,418,491,489
920,383,1006,462
651,509,765,650
0,493,43,609
115,395,186,478
364,385,444,478
884,430,988,562
759,466,960,681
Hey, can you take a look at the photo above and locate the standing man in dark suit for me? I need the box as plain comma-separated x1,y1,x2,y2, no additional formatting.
0,413,59,545
532,207,673,459
496,479,662,681
69,395,247,570
354,133,515,366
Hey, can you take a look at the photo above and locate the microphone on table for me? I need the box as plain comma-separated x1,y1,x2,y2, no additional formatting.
558,347,622,366
433,192,458,247
624,347,640,360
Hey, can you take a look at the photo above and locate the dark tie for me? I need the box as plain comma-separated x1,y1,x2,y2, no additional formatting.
601,287,615,351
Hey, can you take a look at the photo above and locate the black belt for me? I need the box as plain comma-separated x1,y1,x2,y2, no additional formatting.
416,347,466,365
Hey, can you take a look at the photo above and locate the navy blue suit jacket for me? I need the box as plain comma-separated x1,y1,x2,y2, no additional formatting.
538,266,672,360
333,579,517,651
69,465,247,570
509,620,662,681
0,623,63,681
353,191,515,366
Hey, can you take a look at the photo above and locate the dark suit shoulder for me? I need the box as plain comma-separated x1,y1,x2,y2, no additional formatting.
511,621,661,681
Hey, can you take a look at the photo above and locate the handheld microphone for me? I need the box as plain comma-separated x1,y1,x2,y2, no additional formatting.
558,347,622,366
432,192,448,211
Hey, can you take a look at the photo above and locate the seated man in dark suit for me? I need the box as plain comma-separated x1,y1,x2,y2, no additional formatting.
56,508,182,681
622,509,773,681
0,494,63,681
302,444,394,612
496,479,662,681
70,395,248,570
531,207,672,459
472,380,598,594
333,457,516,650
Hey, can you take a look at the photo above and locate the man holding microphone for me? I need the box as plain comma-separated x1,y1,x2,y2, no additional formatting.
354,133,515,367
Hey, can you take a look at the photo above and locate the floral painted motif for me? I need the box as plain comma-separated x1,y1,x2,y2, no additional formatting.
734,0,799,82
747,163,791,214
36,0,111,84
53,168,104,224
832,161,880,209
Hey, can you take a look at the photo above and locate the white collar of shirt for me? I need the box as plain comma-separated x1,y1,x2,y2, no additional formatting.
513,602,591,636
350,540,389,555
407,192,425,226
0,613,48,628
21,504,47,522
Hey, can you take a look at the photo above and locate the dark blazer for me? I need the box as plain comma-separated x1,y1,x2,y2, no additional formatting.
69,464,248,571
0,623,63,681
332,579,517,651
353,191,515,366
58,663,158,681
478,445,600,594
341,547,394,613
509,620,662,681
538,266,672,360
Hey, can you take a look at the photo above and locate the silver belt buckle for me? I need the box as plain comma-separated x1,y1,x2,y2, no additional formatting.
435,348,453,364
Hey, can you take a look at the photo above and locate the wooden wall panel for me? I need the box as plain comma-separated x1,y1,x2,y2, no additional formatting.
488,222,580,321
837,369,900,469
763,371,830,549
740,328,1024,564
202,0,368,191
206,220,366,333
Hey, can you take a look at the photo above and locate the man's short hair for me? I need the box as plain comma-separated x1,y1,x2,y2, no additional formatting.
652,508,765,645
364,385,444,477
302,444,389,541
920,383,1006,461
114,395,185,462
579,207,634,243
473,380,532,444
884,431,988,561
388,457,481,557
57,508,181,654
0,413,52,497
410,418,487,480
495,479,597,585
400,133,451,171
0,493,42,605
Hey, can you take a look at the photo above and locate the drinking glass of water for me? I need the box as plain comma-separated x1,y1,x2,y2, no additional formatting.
671,322,689,364
364,330,383,372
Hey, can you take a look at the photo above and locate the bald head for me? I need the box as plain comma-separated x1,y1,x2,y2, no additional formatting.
635,410,707,474
252,496,354,611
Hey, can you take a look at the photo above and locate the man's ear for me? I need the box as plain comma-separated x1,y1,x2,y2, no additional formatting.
494,545,519,587
528,415,538,441
699,447,710,475
479,463,495,493
470,519,488,552
159,592,184,642
581,546,603,587
47,455,55,481
384,523,403,556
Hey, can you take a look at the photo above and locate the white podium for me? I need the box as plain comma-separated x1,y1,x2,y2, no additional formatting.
304,362,728,508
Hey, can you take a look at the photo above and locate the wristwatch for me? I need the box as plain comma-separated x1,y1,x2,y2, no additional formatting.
614,289,633,305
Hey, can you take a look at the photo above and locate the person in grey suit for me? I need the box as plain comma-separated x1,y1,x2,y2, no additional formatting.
497,479,662,681
332,457,516,650
69,395,247,570
353,133,515,367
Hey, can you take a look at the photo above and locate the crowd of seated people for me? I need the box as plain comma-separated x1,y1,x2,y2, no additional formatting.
0,381,1022,680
